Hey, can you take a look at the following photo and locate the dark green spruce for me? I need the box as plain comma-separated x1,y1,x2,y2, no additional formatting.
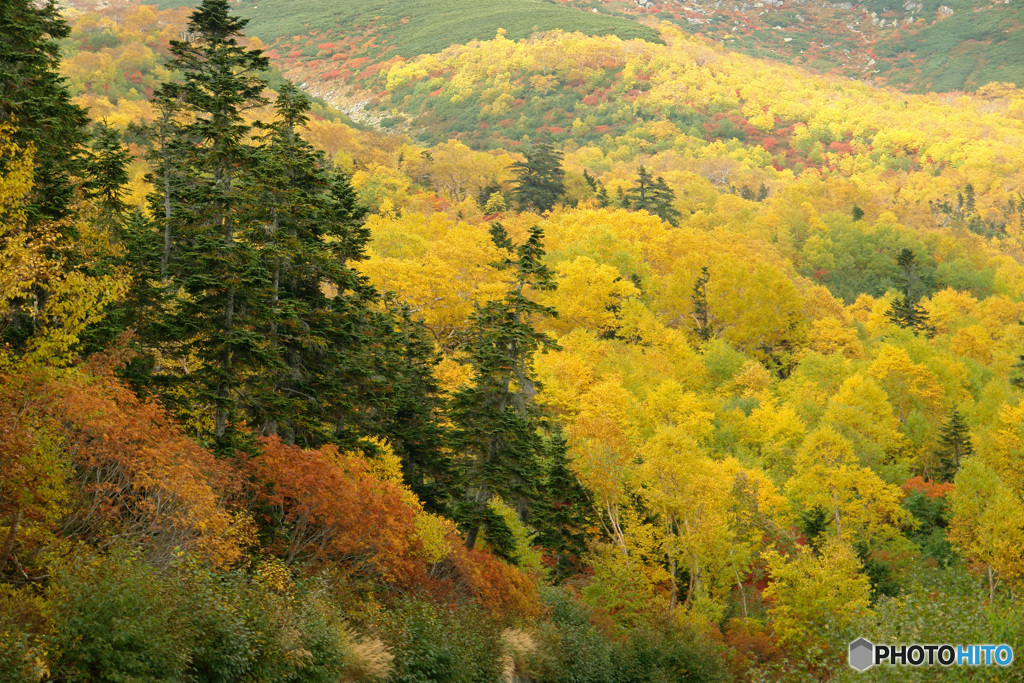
452,223,560,558
886,248,935,337
0,0,90,224
690,266,714,343
934,407,974,483
509,138,565,213
623,164,680,226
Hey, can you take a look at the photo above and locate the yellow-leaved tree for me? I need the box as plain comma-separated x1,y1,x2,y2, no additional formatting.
948,458,1024,600
762,538,872,645
0,125,127,369
786,427,912,549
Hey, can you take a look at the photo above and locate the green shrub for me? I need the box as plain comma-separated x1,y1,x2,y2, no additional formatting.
178,565,353,683
0,624,42,683
46,549,188,682
378,598,503,683
535,586,729,683
614,620,730,683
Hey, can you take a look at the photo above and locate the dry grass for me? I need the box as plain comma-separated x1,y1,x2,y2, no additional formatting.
342,629,395,682
500,628,538,683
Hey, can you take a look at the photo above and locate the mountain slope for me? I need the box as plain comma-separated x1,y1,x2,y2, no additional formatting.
145,0,659,85
130,0,1024,94
595,0,1024,93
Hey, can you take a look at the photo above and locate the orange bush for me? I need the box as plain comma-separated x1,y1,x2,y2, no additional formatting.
442,536,539,619
244,436,428,588
1,361,243,572
902,476,955,499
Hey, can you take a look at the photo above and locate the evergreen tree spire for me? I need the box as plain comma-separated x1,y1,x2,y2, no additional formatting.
509,138,565,213
935,407,974,482
453,223,560,554
886,248,935,337
146,0,271,442
87,122,131,223
534,431,594,581
690,266,714,342
624,164,681,226
0,0,90,223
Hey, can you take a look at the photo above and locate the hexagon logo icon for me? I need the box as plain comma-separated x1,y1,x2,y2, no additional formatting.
849,638,874,672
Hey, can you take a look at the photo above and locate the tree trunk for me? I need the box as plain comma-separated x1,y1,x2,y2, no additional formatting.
1,508,22,573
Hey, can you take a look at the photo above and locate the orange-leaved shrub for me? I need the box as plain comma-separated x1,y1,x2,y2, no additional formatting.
243,436,428,587
1,364,244,572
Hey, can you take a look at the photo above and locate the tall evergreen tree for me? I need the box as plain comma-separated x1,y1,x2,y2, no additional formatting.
367,302,457,516
0,0,90,224
533,431,594,581
509,138,565,213
886,248,935,337
623,164,680,226
582,169,610,208
135,6,453,477
246,88,453,498
86,122,131,223
690,266,714,342
452,223,560,554
934,407,974,483
1009,321,1024,389
241,82,368,445
147,0,272,442
78,127,161,363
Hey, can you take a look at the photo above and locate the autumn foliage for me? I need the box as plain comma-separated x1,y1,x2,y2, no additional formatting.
242,436,427,586
1,362,242,572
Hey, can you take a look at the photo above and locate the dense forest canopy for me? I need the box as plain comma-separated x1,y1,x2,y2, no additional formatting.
3,0,1024,680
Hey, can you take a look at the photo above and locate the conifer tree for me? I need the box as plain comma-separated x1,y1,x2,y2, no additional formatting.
241,82,369,444
935,408,974,483
623,164,680,226
86,123,131,223
0,0,90,224
582,169,610,208
453,223,560,553
1011,357,1024,389
77,128,163,365
886,248,935,337
533,432,594,581
367,302,457,516
148,0,271,442
509,138,565,213
1009,322,1024,390
138,94,186,279
135,13,453,476
690,266,714,342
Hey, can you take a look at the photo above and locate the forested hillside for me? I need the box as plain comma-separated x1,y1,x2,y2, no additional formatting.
129,0,1024,94
3,0,1024,681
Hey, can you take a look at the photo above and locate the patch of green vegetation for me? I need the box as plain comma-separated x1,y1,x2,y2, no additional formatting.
928,58,974,92
153,0,660,57
766,10,801,28
807,58,840,71
890,3,1024,91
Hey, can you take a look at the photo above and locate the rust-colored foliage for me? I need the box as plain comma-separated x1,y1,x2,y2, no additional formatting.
51,363,244,568
902,476,955,499
440,536,540,618
244,436,428,588
1,357,244,574
722,618,782,673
